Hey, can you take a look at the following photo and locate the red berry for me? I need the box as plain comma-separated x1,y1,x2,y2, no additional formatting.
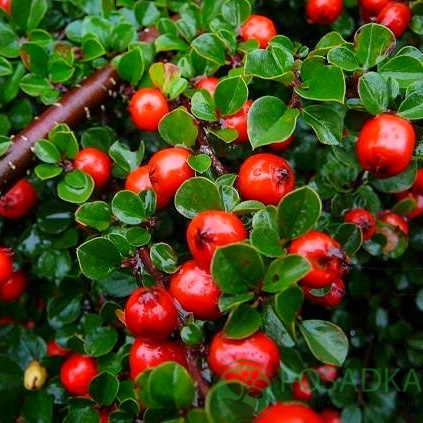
74,147,112,189
359,0,389,15
129,337,187,380
0,0,10,13
221,99,252,144
237,153,295,205
0,248,13,286
269,135,295,152
321,409,341,423
148,147,194,203
187,210,248,271
47,340,70,357
256,402,323,422
209,331,280,378
378,210,409,235
195,77,219,96
129,88,169,132
397,169,423,218
169,260,222,321
303,278,346,307
376,2,411,37
99,411,109,423
316,364,339,383
306,0,343,25
344,208,377,240
124,287,178,339
357,114,415,179
60,354,99,396
0,270,26,302
288,231,349,289
240,15,277,48
0,316,15,325
0,179,37,219
292,373,313,402
125,165,169,209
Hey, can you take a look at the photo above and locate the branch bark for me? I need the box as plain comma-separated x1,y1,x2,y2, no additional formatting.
197,126,227,177
0,64,121,194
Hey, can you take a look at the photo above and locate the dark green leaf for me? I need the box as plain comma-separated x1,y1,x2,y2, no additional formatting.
358,72,389,115
370,161,417,193
221,0,251,27
218,292,255,313
274,286,303,329
0,22,19,58
224,304,261,339
191,90,217,122
11,0,48,33
117,48,144,85
33,140,61,164
21,391,53,423
215,76,248,116
58,170,94,204
150,243,179,274
191,33,227,66
35,164,63,180
398,81,423,120
250,227,284,257
187,154,212,173
158,108,198,147
89,372,119,406
334,223,363,256
327,44,360,71
76,201,112,231
84,327,118,357
111,190,146,225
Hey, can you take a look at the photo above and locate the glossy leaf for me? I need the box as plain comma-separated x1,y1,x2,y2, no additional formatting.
159,108,198,148
358,72,389,115
224,304,262,339
215,76,248,116
111,190,146,225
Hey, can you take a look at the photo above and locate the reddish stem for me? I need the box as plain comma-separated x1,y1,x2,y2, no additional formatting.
137,247,168,289
197,126,227,176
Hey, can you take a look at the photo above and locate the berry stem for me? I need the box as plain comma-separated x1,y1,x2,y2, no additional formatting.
137,247,168,288
197,125,227,177
0,64,121,194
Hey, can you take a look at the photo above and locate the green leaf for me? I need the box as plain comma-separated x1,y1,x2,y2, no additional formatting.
218,292,255,313
85,327,118,357
0,22,20,58
33,140,61,164
97,271,138,298
191,90,217,122
111,190,146,225
150,243,179,274
224,304,261,339
126,227,151,247
244,48,294,80
334,223,363,256
327,44,360,71
81,127,115,152
370,161,417,193
82,36,106,61
398,81,423,120
76,201,112,232
191,33,227,66
277,186,322,239
175,177,222,219
295,57,345,103
158,108,198,148
117,47,144,85
35,164,63,180
187,154,212,173
354,23,396,69
11,0,48,33
299,320,349,366
38,250,72,281
50,130,79,159
181,323,204,346
134,1,160,26
77,237,121,280
341,406,363,423
263,255,311,293
274,286,303,329
312,31,347,56
250,227,284,257
19,74,52,97
58,170,94,204
221,0,251,27
358,72,389,115
155,34,188,52
379,56,423,89
211,243,265,294
109,141,144,175
21,391,53,423
247,96,299,149
215,76,248,116
89,372,119,406
48,57,74,83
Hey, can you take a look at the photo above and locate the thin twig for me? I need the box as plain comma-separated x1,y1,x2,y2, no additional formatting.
197,125,227,177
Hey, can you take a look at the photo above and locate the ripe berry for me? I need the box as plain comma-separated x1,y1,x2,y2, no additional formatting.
240,15,277,48
0,179,37,219
321,409,341,423
187,210,248,271
237,153,295,205
357,114,415,179
73,147,112,189
343,208,376,240
148,147,194,204
99,411,109,423
0,248,13,286
376,2,411,37
0,0,10,13
255,402,323,422
169,260,222,321
288,231,349,289
60,354,99,396
47,340,70,357
0,270,26,302
129,337,187,380
195,76,219,96
359,0,389,15
124,287,178,339
221,99,252,144
397,169,423,219
378,210,409,235
304,278,345,307
209,331,280,378
316,364,339,383
292,373,313,402
129,88,169,132
125,165,169,209
306,0,343,25
269,135,295,152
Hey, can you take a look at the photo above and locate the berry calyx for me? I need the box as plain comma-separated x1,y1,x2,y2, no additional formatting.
208,331,280,378
129,88,169,132
169,260,222,321
0,248,13,286
344,208,377,240
288,231,349,289
124,286,178,339
306,0,343,25
240,15,277,48
237,153,295,205
376,2,411,37
60,354,99,396
129,337,187,380
195,77,219,96
321,409,341,423
356,113,415,179
221,99,252,144
73,147,112,189
256,402,323,422
0,270,27,302
0,179,37,219
47,340,70,357
292,373,313,402
187,210,248,271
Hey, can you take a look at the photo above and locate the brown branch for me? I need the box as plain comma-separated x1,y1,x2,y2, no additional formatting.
137,247,168,288
197,126,227,177
186,346,210,401
0,64,121,194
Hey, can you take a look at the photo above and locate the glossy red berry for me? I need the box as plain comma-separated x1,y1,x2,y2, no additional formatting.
0,248,13,286
129,88,169,132
47,340,70,357
344,208,377,240
169,260,222,321
237,153,295,205
74,147,112,189
376,2,411,37
255,402,323,423
129,338,187,380
397,169,423,219
0,179,37,219
306,0,343,25
321,409,341,423
292,374,313,402
359,0,389,15
125,165,169,209
269,135,295,152
195,76,219,96
304,278,345,307
240,15,277,48
124,287,178,339
316,364,339,383
0,316,15,325
209,331,280,378
288,231,349,289
357,114,415,179
378,210,409,235
148,147,194,203
0,0,10,13
99,411,109,423
187,210,248,271
0,270,26,302
221,99,252,144
60,354,99,396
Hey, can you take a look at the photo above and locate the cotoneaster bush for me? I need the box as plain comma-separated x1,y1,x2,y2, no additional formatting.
0,1,422,422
